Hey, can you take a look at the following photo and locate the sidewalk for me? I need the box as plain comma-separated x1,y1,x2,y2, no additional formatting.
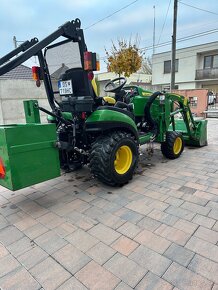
0,119,218,290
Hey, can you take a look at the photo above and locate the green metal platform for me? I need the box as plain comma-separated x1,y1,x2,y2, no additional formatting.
0,123,60,191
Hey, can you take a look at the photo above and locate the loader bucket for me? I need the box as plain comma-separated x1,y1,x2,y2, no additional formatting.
171,119,208,147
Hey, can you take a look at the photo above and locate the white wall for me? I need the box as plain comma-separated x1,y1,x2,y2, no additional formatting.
0,79,50,124
152,41,218,89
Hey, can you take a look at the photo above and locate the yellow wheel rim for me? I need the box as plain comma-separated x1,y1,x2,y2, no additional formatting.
114,145,133,174
173,137,182,155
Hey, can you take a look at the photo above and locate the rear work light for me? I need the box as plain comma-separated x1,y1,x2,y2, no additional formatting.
0,158,5,179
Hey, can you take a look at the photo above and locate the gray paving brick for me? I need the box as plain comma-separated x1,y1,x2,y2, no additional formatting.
181,193,208,206
213,221,218,232
17,246,49,270
57,277,88,290
134,229,171,254
53,244,90,274
180,201,210,216
192,214,216,229
0,215,9,230
165,205,195,221
115,282,133,290
165,196,184,207
117,221,142,239
88,224,121,245
0,267,40,290
209,209,218,220
178,186,197,194
164,243,194,267
129,245,172,276
125,199,152,215
148,209,179,226
75,260,120,290
30,257,71,290
0,243,8,258
115,208,144,223
86,242,116,265
135,271,173,290
104,253,146,288
35,230,68,254
155,224,191,246
173,219,198,235
0,225,23,246
97,212,125,229
185,236,218,263
7,236,34,258
23,222,48,239
0,254,20,278
188,254,218,284
163,262,213,290
194,226,218,244
66,228,99,252
137,216,161,231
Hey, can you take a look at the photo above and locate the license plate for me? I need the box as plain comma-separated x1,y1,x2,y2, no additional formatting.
58,80,73,95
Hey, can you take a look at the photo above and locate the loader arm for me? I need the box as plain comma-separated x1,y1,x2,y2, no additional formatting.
165,93,207,147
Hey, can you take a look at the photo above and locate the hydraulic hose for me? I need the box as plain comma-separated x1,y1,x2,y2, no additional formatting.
144,91,163,136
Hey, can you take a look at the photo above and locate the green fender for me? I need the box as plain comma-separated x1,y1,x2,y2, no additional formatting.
85,109,138,140
47,112,72,122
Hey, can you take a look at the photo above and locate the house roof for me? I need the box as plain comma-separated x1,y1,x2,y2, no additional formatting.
0,64,32,80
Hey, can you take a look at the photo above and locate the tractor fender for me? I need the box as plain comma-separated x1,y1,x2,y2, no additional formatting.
85,109,139,141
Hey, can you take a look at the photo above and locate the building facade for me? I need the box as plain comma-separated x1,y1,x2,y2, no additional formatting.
0,65,49,124
152,41,218,93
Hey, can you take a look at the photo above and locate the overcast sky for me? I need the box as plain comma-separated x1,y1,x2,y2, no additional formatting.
1,0,218,71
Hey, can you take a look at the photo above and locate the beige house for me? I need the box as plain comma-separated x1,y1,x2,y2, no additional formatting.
152,41,218,92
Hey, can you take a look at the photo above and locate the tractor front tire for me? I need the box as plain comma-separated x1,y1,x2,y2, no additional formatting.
161,131,184,159
90,131,138,186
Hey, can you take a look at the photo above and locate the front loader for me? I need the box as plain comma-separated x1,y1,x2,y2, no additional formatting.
0,19,208,190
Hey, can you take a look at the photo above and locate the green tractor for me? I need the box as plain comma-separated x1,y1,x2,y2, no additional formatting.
0,19,207,190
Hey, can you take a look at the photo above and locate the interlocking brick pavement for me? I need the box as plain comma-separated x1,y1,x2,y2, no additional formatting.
0,119,218,289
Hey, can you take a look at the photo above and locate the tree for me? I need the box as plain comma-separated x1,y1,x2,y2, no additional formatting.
139,56,152,75
105,38,142,77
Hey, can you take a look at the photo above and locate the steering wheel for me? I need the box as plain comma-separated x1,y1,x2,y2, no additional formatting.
104,77,127,93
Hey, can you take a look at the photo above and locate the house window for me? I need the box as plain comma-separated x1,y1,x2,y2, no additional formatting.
164,59,178,73
204,54,218,69
189,96,198,107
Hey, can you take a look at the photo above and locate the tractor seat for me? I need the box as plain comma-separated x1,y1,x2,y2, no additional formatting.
97,105,134,120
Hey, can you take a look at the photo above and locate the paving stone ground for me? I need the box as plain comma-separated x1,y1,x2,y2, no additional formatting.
0,119,218,290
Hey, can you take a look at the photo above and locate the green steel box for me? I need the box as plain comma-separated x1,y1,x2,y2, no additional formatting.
0,123,60,191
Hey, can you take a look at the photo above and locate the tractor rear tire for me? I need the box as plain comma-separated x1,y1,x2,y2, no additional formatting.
90,131,138,186
161,131,184,159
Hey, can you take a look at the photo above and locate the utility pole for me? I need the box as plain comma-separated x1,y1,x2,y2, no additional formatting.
153,5,156,55
13,36,17,49
170,0,178,91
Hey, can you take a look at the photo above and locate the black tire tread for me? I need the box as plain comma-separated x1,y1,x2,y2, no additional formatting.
161,131,184,159
90,131,138,186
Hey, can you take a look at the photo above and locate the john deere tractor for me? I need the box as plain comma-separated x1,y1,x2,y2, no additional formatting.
0,19,207,190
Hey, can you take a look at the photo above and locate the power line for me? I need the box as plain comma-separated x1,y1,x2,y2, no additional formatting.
157,0,172,45
84,0,140,30
139,28,218,51
179,1,218,16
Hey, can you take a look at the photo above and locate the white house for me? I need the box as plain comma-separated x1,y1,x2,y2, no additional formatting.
152,41,218,93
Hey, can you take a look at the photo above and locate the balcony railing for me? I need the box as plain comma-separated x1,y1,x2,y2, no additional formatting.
196,68,218,80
